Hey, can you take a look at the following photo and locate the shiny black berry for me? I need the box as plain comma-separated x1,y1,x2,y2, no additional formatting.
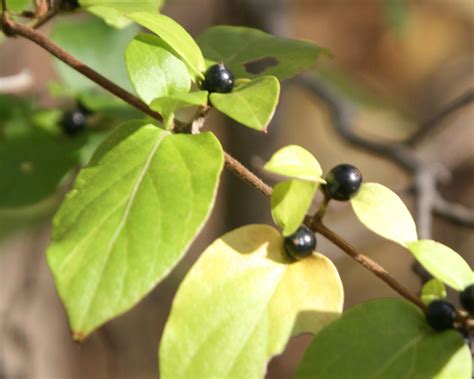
77,101,92,116
61,110,86,136
284,226,316,260
324,164,363,201
201,63,234,93
459,284,474,315
425,300,457,331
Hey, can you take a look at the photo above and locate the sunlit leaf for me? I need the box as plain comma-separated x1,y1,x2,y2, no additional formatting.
47,122,224,340
407,240,473,291
210,76,280,131
197,25,329,80
351,182,418,246
160,224,343,379
79,0,164,28
264,145,324,182
421,279,447,305
271,179,317,236
125,33,191,105
297,298,472,379
127,12,205,80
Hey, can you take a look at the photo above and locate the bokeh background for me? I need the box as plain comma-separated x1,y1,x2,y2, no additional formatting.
1,0,473,378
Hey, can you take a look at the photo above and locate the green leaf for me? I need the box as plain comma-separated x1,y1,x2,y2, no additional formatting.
272,180,317,236
50,16,138,92
47,122,224,340
297,298,472,379
0,128,83,208
351,182,418,246
210,76,280,131
407,240,473,291
160,224,343,379
125,33,191,105
79,0,164,28
197,25,329,80
127,12,206,80
3,0,31,12
421,279,447,305
264,145,324,182
150,91,208,126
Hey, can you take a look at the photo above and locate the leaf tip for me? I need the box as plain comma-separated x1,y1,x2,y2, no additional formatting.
72,330,87,342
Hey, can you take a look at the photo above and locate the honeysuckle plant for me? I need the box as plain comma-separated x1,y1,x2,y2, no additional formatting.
0,0,473,378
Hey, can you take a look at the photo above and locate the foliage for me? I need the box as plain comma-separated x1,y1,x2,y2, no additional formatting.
0,2,472,378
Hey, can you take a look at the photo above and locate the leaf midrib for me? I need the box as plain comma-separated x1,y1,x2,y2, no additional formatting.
77,130,168,331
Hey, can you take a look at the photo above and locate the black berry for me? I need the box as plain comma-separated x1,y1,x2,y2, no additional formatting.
459,284,474,315
201,63,234,93
324,164,363,201
425,300,457,331
284,226,316,260
61,109,86,136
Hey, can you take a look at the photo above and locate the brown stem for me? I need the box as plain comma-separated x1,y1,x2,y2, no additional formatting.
1,14,163,122
224,152,273,197
1,13,428,311
307,217,427,311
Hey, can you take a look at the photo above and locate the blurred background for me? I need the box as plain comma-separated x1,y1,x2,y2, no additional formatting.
0,0,473,378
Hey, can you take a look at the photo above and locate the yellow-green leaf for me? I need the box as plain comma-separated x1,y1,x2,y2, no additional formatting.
351,182,418,246
264,145,324,182
160,224,343,379
421,278,447,305
209,76,280,131
125,33,191,105
407,240,473,291
271,179,317,236
127,12,205,80
47,122,224,340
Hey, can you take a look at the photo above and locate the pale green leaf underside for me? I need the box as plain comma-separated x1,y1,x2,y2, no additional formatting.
197,25,328,80
264,145,324,182
407,240,473,291
351,182,418,246
150,91,208,122
125,33,190,105
210,76,280,131
271,179,317,236
421,278,447,305
127,12,205,79
160,224,343,379
47,122,224,339
297,298,472,379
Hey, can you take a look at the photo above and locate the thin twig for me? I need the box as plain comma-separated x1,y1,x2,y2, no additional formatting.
1,14,163,122
407,90,474,145
307,218,427,311
296,75,420,172
224,152,273,197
